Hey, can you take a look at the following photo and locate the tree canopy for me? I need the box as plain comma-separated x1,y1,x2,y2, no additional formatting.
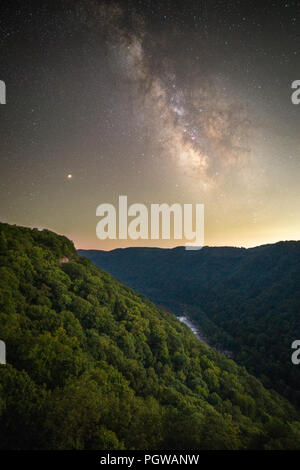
0,223,299,449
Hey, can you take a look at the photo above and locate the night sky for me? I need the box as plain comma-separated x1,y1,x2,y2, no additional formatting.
1,0,299,249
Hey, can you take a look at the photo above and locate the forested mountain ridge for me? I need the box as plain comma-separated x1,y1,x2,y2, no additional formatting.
79,242,300,406
0,223,300,450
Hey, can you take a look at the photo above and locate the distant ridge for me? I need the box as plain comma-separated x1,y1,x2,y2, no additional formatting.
79,240,300,406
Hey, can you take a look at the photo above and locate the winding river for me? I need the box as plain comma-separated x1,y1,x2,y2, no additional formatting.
177,315,209,345
177,315,232,358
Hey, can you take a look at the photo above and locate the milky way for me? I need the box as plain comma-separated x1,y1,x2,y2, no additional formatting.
0,0,299,248
86,2,254,190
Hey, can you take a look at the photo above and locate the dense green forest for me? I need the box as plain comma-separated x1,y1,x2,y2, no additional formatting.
0,223,300,450
79,244,300,407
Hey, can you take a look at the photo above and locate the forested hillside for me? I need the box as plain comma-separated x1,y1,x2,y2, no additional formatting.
79,244,300,406
0,223,300,450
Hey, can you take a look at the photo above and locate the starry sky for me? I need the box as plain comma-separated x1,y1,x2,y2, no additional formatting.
0,0,299,249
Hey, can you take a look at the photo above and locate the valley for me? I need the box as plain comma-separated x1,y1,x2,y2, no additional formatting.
0,223,300,450
79,244,300,406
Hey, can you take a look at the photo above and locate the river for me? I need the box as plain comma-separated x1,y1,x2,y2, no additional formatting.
177,315,209,345
177,315,232,358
